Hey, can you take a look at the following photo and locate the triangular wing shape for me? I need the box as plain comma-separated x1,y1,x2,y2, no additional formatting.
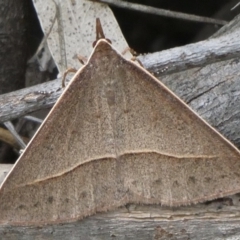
1,39,240,225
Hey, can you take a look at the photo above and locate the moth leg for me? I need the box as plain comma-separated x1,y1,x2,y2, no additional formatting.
131,56,144,67
76,55,87,65
121,46,136,56
62,68,77,88
121,47,144,66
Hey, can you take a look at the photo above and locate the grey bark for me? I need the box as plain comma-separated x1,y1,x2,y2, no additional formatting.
0,0,29,94
1,201,240,240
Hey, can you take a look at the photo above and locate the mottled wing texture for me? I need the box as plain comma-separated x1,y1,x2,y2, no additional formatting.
1,40,240,225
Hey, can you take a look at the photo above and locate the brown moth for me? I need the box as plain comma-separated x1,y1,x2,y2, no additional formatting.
1,21,240,226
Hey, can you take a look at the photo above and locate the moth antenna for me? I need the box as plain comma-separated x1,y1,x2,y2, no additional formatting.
76,55,87,65
92,18,112,47
96,18,105,40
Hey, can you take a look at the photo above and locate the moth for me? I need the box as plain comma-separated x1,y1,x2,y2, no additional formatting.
0,19,240,225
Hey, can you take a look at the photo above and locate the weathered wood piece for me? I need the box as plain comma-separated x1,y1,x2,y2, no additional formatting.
1,203,240,240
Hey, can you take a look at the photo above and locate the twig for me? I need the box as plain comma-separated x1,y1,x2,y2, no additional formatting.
0,79,63,123
90,0,228,25
231,1,240,10
24,116,43,124
3,122,26,149
139,29,240,77
0,29,239,123
0,128,21,150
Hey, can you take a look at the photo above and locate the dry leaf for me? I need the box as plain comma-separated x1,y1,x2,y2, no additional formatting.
32,0,132,73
